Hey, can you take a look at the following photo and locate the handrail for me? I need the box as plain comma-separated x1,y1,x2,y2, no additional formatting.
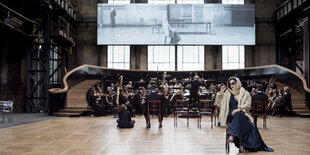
49,64,310,94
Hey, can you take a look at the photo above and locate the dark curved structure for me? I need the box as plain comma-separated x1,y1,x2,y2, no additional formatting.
49,64,310,114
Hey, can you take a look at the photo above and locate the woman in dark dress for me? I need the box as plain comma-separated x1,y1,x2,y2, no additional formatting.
216,77,273,152
117,104,135,128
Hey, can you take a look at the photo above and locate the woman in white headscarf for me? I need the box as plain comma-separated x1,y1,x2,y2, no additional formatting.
216,77,273,153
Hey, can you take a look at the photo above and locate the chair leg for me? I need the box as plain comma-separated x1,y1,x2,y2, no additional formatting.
211,115,213,129
187,114,189,127
174,114,175,126
264,116,266,129
226,127,230,152
197,115,199,128
198,115,201,129
175,114,177,127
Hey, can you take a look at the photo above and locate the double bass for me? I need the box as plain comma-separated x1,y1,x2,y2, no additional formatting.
271,93,285,111
265,77,275,110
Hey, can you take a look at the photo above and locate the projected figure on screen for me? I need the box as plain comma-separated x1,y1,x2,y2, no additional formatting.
98,7,103,28
110,7,116,27
162,18,181,44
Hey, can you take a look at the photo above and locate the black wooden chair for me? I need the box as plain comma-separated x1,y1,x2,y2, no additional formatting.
174,99,189,127
252,99,267,128
147,100,162,125
197,99,214,129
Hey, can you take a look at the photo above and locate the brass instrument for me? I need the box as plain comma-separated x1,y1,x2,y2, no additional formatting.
116,75,123,106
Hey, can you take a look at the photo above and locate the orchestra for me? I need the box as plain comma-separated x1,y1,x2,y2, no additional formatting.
86,74,293,124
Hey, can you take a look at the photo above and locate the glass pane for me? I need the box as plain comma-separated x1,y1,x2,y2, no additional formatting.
148,46,175,71
177,0,204,4
222,45,244,69
108,46,130,69
108,0,130,4
177,46,204,71
148,0,175,4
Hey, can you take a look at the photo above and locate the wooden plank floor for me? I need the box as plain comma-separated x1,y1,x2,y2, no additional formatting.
0,116,310,155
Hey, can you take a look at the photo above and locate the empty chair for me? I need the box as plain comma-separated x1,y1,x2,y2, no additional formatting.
0,101,14,124
174,99,189,127
197,99,214,129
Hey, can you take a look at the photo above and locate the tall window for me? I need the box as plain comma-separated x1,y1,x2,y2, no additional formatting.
108,0,130,4
177,0,204,4
148,46,175,71
108,46,130,69
222,0,244,4
222,0,245,70
222,46,244,69
148,0,175,4
177,46,204,71
49,46,59,84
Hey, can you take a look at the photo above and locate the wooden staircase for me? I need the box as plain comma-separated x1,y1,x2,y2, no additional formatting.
274,82,310,116
53,80,100,117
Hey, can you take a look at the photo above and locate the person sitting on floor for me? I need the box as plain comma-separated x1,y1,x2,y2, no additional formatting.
117,104,135,128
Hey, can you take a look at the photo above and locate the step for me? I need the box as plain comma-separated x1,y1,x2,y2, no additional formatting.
292,104,307,108
52,112,81,117
71,86,93,89
66,97,87,101
66,99,87,102
68,88,89,93
293,107,308,110
66,102,88,105
66,106,87,109
294,109,310,114
67,93,88,96
297,113,310,117
59,109,87,113
67,96,87,100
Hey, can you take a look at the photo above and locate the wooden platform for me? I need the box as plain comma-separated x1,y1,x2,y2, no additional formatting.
0,116,310,155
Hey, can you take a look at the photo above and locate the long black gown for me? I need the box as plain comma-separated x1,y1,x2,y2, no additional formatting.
227,95,274,152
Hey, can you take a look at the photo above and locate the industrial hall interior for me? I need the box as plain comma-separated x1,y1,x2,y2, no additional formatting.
0,0,310,154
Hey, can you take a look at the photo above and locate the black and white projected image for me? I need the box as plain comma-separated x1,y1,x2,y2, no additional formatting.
97,4,255,45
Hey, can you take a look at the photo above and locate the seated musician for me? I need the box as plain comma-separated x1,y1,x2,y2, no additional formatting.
162,87,171,117
105,91,114,114
251,84,268,126
216,77,273,152
267,89,278,115
144,84,163,128
117,104,135,128
133,89,145,115
283,86,292,115
92,88,107,116
273,88,285,117
119,89,134,117
178,87,186,100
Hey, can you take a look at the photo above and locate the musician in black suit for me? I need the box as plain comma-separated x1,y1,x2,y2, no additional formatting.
117,104,135,128
184,75,204,107
133,89,145,115
119,89,134,117
252,84,268,126
283,86,292,115
144,85,163,128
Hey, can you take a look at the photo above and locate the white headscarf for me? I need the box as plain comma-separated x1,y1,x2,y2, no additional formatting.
227,76,242,95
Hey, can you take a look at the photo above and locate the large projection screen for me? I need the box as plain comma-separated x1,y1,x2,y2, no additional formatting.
97,4,255,45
